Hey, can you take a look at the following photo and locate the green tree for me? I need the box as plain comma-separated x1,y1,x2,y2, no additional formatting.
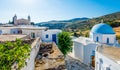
31,22,35,25
58,32,73,56
8,20,13,24
0,39,31,70
84,32,89,37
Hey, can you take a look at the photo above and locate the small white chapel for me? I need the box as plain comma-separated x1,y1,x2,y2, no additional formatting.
72,23,118,67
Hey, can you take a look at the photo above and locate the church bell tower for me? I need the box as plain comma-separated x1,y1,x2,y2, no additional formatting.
13,14,17,25
28,15,31,25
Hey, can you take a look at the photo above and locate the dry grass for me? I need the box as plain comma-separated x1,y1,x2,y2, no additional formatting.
82,30,90,35
113,27,120,43
114,27,120,36
79,27,120,37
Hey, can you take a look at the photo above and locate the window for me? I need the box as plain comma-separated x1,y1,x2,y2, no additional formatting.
46,34,49,38
18,29,22,34
31,32,35,38
96,36,99,42
107,38,109,44
13,31,15,34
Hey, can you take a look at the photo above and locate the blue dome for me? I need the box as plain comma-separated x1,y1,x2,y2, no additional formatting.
91,23,115,34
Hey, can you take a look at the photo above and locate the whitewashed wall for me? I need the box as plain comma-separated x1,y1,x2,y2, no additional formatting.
73,37,98,66
1,29,11,34
0,28,43,39
84,44,98,65
0,28,61,43
21,38,41,70
95,52,120,70
10,28,19,34
90,32,116,44
21,29,42,38
90,32,103,43
73,41,84,62
40,29,62,43
102,34,116,44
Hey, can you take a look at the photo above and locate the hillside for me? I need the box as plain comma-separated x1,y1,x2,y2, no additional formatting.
114,27,120,43
35,18,89,29
36,11,120,31
114,27,120,37
66,12,120,31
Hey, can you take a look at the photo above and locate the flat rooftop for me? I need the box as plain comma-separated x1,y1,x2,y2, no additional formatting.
0,34,27,41
97,45,120,64
74,37,96,45
0,26,48,30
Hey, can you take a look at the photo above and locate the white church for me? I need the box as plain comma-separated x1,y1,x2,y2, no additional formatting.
72,23,120,69
90,23,117,45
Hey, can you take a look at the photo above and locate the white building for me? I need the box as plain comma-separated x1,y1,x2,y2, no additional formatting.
72,23,118,67
95,45,120,70
73,37,98,66
90,23,117,45
0,26,62,70
0,25,62,43
40,29,62,43
0,15,62,43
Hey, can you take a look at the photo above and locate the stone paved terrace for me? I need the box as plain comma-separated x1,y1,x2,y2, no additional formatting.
35,43,66,70
97,45,120,64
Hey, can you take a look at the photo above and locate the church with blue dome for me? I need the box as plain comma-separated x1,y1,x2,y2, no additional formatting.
90,23,117,45
72,22,118,67
91,23,115,34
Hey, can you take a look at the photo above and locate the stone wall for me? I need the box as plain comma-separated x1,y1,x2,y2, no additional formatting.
22,38,41,70
12,37,41,70
35,42,66,70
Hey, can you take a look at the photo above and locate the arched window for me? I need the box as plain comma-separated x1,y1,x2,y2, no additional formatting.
96,36,99,42
107,38,109,44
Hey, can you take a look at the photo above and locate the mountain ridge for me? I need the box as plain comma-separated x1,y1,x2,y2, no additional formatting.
36,17,89,29
36,11,120,31
65,11,120,31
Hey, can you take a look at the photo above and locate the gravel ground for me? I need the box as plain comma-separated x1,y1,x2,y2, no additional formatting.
65,55,94,70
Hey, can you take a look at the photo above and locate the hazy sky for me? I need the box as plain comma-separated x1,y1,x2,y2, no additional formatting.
0,0,120,23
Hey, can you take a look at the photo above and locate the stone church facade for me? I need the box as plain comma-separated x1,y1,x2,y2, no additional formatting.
13,14,31,25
